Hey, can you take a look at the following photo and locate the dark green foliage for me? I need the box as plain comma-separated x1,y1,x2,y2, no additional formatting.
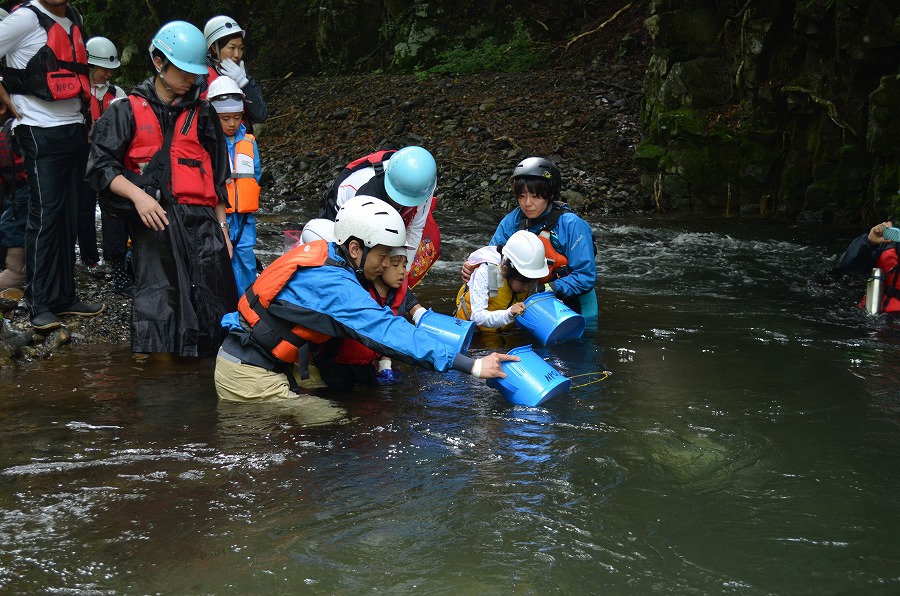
428,19,549,75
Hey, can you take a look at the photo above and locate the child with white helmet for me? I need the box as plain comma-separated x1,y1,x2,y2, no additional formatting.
78,36,132,292
86,21,236,360
199,15,267,127
455,230,549,331
208,75,262,298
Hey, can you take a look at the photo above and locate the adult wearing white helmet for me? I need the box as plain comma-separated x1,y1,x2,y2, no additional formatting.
198,15,267,126
320,146,440,285
215,196,519,401
455,230,549,330
86,21,236,359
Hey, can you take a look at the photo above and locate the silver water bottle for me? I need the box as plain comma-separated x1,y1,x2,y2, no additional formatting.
866,268,884,315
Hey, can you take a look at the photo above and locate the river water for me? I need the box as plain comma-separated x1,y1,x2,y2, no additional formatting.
1,212,898,594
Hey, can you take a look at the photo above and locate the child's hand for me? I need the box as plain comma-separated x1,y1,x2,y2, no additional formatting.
509,303,525,317
375,368,396,384
461,261,474,283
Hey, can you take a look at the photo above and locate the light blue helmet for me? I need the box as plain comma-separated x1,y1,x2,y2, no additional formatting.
383,146,438,207
149,21,209,75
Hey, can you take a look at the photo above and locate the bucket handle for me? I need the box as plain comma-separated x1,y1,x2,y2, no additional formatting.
491,372,519,395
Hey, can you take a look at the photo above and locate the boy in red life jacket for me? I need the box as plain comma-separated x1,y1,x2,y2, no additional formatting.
208,76,262,298
837,220,900,313
85,21,237,359
0,0,105,330
372,246,426,384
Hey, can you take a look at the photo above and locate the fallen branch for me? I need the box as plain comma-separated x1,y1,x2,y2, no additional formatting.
265,108,301,123
264,72,295,99
144,0,159,25
564,3,633,52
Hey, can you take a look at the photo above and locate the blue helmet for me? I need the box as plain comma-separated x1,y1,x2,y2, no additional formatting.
383,146,438,207
149,21,208,75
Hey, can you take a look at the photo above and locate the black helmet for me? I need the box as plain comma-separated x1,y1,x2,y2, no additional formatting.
512,157,561,200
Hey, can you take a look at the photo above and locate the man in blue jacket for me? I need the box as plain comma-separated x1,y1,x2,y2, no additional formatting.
215,195,518,402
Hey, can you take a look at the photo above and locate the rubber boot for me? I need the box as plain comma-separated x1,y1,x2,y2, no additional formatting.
0,248,25,290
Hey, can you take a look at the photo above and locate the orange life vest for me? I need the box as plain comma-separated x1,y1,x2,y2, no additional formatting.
537,232,568,284
225,135,260,213
334,279,410,365
125,95,217,207
3,2,91,103
89,84,118,121
238,240,335,363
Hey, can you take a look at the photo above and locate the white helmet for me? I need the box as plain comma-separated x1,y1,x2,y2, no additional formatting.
204,15,244,50
334,196,406,248
502,230,549,279
208,76,244,113
86,37,121,69
207,76,244,100
300,219,336,244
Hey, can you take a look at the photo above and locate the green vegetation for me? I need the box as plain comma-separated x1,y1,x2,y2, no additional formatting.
427,19,549,74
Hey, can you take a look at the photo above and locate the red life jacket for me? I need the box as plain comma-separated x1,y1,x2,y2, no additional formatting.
0,119,27,190
125,95,217,207
860,245,900,313
199,66,219,100
334,279,410,365
89,84,118,121
238,240,337,364
319,149,397,219
3,2,91,103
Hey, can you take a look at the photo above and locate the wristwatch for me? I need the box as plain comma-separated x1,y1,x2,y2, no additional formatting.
219,221,229,229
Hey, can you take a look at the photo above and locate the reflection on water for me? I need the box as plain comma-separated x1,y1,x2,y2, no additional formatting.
1,217,899,592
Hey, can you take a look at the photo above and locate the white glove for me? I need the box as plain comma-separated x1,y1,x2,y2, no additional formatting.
219,59,249,88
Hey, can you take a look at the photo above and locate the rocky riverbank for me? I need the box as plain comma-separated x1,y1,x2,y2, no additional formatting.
0,55,651,365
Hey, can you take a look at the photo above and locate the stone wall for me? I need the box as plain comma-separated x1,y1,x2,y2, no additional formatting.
637,0,900,224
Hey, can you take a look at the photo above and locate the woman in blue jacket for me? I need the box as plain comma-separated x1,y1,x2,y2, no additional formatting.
466,158,598,318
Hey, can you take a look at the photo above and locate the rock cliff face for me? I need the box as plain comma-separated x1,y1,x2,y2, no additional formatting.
637,0,900,224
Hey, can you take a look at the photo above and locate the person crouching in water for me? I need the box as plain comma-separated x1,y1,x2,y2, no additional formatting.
207,76,261,297
86,21,237,359
323,244,426,387
214,196,517,403
456,230,549,332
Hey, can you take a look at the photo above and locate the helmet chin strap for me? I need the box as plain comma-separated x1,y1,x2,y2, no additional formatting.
338,241,369,284
155,59,176,96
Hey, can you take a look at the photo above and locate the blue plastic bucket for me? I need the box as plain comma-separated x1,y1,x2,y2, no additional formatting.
416,309,475,355
515,291,586,345
487,345,571,407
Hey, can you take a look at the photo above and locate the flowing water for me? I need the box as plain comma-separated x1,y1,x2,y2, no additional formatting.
1,213,898,594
